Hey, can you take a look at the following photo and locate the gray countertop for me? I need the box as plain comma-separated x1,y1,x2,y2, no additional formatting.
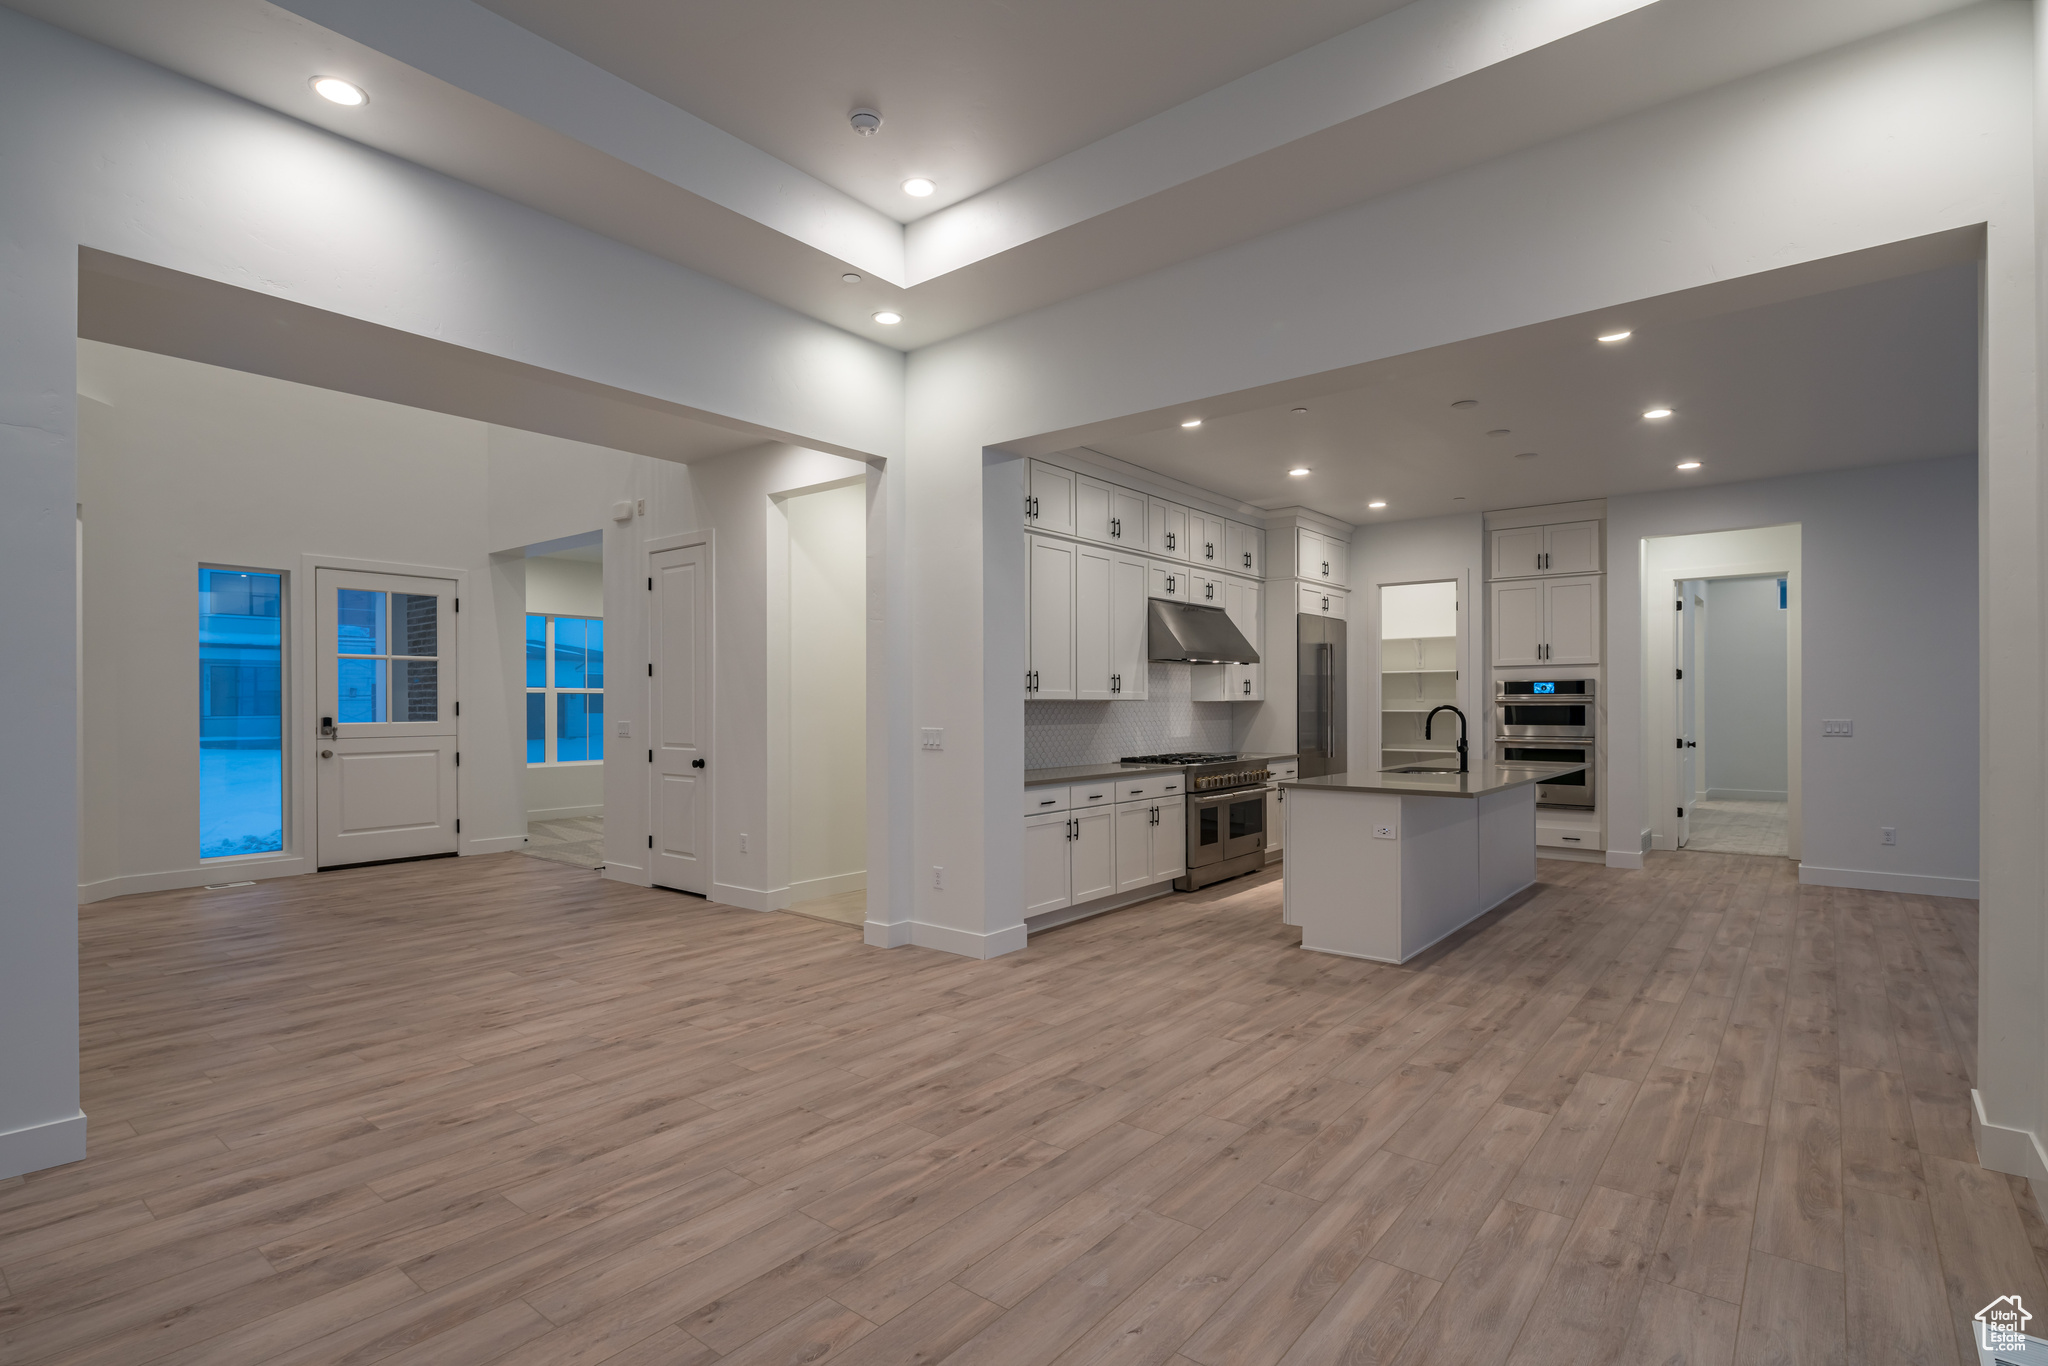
1024,753,1302,788
1280,762,1587,799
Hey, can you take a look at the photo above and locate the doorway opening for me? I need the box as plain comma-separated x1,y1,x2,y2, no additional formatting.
771,477,869,926
520,533,607,870
1679,575,1790,855
1643,524,1801,859
1376,579,1461,774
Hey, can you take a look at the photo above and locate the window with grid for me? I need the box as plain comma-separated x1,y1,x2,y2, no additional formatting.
526,614,605,763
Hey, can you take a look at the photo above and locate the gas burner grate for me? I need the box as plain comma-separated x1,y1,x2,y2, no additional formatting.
1121,752,1238,765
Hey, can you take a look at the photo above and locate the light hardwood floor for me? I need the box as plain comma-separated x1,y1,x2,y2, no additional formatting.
3,850,2044,1365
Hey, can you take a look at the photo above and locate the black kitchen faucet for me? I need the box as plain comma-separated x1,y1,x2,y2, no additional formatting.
1425,704,1469,774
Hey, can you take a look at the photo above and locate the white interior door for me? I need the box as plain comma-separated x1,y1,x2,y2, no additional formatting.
1675,583,1694,847
315,568,458,868
651,541,714,894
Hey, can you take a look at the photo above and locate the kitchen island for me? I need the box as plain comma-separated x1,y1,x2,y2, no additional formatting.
1279,763,1587,963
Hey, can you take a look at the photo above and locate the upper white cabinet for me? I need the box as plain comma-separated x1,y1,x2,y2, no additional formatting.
1027,534,1076,698
1058,543,1149,701
1150,561,1192,601
1491,520,1602,579
1073,544,1115,702
1149,498,1190,561
1025,461,1076,537
1076,475,1148,549
1196,579,1264,702
1192,512,1229,569
1227,522,1264,578
1110,553,1149,699
1298,584,1347,618
1491,574,1601,666
1191,570,1223,607
1296,528,1348,585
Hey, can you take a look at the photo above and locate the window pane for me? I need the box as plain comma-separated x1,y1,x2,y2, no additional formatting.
337,655,386,723
391,659,438,721
586,619,605,689
526,691,545,763
200,568,284,858
586,691,604,760
526,615,546,687
393,593,437,657
554,617,586,689
557,692,593,762
336,589,385,654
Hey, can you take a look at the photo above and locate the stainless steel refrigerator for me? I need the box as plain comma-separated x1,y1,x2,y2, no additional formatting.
1297,614,1348,778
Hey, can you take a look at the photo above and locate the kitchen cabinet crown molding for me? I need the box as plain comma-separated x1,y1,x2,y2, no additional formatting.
1482,498,1607,532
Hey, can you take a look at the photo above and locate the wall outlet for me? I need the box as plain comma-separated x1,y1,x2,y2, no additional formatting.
1373,824,1397,840
636,497,646,516
1822,718,1854,737
739,833,748,853
932,866,944,890
921,728,944,751
1881,827,1896,846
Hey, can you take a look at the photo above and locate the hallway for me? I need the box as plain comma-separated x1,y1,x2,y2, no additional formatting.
1,852,2037,1364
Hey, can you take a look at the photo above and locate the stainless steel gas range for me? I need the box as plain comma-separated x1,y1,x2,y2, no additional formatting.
1121,752,1274,892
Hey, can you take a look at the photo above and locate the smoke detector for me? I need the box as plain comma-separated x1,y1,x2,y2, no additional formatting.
849,108,882,136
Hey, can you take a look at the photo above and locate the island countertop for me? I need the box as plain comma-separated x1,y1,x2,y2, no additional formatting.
1280,762,1587,799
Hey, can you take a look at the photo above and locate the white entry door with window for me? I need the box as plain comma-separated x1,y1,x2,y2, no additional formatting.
315,568,459,868
650,541,714,894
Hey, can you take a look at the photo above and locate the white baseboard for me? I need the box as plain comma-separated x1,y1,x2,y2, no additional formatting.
1973,1090,2048,1182
711,882,782,913
1025,883,1174,935
1605,850,1645,870
790,871,867,900
602,862,650,887
79,855,308,904
1706,788,1788,802
463,835,529,856
1798,863,1979,899
1539,847,1605,864
527,804,604,821
0,1111,87,1179
909,919,1028,960
864,919,913,948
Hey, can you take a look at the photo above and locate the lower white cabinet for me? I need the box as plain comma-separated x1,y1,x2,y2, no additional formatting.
1027,793,1187,915
1266,786,1285,856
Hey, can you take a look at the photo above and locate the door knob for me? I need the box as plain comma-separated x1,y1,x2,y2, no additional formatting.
691,758,706,769
321,749,333,759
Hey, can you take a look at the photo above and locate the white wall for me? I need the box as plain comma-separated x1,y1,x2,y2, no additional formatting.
1610,457,1975,893
525,556,603,616
75,340,677,896
1345,516,1486,776
1702,577,1789,800
786,482,867,898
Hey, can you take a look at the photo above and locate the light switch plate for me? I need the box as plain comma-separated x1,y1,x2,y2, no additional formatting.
921,728,944,750
1822,718,1853,736
1373,824,1397,840
615,719,631,738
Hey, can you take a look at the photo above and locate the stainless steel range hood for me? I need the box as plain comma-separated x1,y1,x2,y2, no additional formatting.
1148,600,1260,664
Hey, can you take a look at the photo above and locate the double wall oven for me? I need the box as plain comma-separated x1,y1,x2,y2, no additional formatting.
1495,680,1596,809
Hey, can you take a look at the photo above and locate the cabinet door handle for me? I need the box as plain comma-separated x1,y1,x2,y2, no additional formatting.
1243,551,1252,568
1166,532,1176,550
1206,542,1214,560
1110,516,1120,538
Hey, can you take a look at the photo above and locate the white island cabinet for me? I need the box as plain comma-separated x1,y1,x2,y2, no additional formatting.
1281,763,1584,962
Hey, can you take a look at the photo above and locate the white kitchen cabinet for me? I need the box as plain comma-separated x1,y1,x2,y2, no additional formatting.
1195,578,1263,701
1491,574,1600,666
1297,584,1347,618
1023,810,1075,916
1115,801,1155,893
1149,561,1191,601
1296,528,1348,585
1227,522,1264,577
1190,570,1223,606
1069,805,1117,903
1192,512,1229,569
1074,544,1114,701
1149,498,1190,561
1490,520,1603,578
1076,475,1148,549
1150,795,1187,882
1109,552,1149,699
1266,786,1285,857
1025,461,1076,536
1027,534,1076,698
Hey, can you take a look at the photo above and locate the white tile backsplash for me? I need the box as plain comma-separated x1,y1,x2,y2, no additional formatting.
1025,663,1236,768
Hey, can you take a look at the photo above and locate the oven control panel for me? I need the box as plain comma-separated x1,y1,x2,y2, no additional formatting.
1192,766,1271,791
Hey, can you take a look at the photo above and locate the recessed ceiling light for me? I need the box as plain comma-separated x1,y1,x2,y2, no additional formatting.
1598,330,1632,343
903,178,936,197
1291,407,1309,415
1643,407,1674,420
1288,467,1311,477
1453,496,1467,502
841,272,862,284
1180,419,1202,428
1487,429,1511,437
1450,399,1479,410
311,76,366,106
872,310,902,325
1676,460,1702,470
1368,501,1387,509
1514,452,1539,460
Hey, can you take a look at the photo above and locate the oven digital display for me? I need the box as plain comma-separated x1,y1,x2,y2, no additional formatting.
1533,682,1555,693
